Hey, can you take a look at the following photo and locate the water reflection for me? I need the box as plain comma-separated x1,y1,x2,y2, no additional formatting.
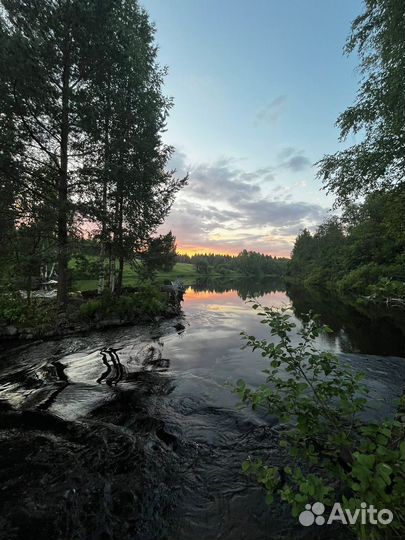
192,276,285,300
97,347,125,385
184,277,404,357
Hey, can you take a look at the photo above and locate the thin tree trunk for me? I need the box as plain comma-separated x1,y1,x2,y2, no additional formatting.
57,36,71,310
98,88,111,295
117,255,124,296
109,255,116,293
115,198,124,295
98,240,105,294
98,176,107,294
109,239,116,293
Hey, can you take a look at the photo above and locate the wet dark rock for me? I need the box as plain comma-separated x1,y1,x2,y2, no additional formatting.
174,322,186,332
0,419,179,540
5,325,17,336
0,410,71,434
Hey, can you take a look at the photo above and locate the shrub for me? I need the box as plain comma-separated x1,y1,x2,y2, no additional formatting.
133,279,165,317
0,291,53,326
79,281,166,322
336,263,383,294
233,302,405,540
366,278,405,303
79,298,105,321
70,255,99,280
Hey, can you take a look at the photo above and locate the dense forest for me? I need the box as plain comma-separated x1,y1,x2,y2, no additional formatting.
177,250,289,277
289,186,405,300
0,0,185,310
289,0,404,304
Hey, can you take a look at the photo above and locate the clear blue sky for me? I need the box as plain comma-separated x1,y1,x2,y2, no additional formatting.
143,0,363,256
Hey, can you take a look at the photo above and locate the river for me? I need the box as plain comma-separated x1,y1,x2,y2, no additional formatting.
0,279,404,540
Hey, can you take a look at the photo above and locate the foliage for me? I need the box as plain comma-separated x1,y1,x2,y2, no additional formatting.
234,303,405,539
292,0,405,305
70,255,100,280
140,232,177,275
0,290,52,326
79,280,165,322
182,250,289,277
317,0,405,206
366,278,405,307
0,0,185,304
288,187,405,301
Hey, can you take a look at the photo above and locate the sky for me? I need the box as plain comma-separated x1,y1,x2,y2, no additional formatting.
142,0,363,257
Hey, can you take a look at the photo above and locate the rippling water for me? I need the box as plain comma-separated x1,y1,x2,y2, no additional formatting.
0,280,404,540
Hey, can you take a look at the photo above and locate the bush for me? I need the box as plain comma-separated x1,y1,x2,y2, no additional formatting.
233,302,405,540
133,279,165,317
79,298,105,321
367,278,405,303
79,281,166,322
0,291,53,326
70,255,99,280
336,263,382,294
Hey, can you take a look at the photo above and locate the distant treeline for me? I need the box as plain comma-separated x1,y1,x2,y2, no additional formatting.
177,250,289,277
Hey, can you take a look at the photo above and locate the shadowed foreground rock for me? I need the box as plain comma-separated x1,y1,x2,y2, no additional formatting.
0,383,181,540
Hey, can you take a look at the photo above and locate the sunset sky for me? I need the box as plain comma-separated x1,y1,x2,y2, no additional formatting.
144,0,362,257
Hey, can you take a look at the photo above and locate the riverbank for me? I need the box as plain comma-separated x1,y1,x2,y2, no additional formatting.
72,260,285,292
285,275,405,310
0,286,183,344
284,275,405,309
72,262,200,290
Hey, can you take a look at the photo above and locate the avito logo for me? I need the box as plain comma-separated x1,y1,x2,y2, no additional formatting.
298,502,393,527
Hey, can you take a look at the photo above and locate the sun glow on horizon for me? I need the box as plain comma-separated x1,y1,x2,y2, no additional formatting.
176,245,291,258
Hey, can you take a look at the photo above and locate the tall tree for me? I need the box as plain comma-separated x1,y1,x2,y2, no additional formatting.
80,0,186,294
1,0,97,308
318,0,405,206
1,0,185,303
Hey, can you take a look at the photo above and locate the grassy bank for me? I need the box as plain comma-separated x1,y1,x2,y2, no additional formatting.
72,261,246,292
72,262,199,291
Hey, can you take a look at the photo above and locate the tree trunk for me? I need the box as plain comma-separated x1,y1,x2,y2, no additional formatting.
57,36,71,310
97,240,105,294
117,255,124,296
108,239,116,293
109,255,116,293
98,177,107,294
98,89,111,295
115,196,124,295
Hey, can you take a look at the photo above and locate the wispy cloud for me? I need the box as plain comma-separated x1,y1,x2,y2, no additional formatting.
277,147,312,172
254,95,287,125
161,151,327,256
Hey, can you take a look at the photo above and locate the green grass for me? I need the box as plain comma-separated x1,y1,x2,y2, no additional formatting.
73,262,199,291
70,256,248,292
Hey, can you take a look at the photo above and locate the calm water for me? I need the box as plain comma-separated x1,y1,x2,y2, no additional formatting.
0,279,404,540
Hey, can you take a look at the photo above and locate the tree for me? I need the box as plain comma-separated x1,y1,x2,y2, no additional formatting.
1,0,186,303
1,0,101,308
78,0,186,294
288,229,316,279
318,0,405,206
141,232,177,275
288,187,405,299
